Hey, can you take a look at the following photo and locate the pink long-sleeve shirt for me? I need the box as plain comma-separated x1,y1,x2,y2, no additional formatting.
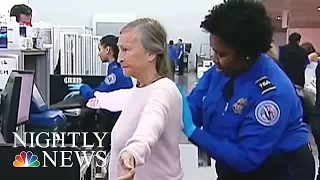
109,77,183,180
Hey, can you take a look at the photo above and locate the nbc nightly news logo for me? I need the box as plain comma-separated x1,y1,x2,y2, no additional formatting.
12,132,109,168
13,151,40,167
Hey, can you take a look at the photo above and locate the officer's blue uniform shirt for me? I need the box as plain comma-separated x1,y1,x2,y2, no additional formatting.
79,60,133,101
187,54,309,173
178,44,184,58
168,45,178,63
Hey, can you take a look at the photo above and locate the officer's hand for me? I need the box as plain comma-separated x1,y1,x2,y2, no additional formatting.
177,85,196,137
63,91,80,100
68,84,83,91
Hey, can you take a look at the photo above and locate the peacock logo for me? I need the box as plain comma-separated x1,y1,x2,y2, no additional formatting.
13,151,40,167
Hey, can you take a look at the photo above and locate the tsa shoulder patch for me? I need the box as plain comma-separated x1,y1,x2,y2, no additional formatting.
254,100,280,126
105,73,116,85
255,76,276,95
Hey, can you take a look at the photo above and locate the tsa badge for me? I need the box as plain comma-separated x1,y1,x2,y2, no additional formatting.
104,73,116,85
233,98,248,114
255,100,280,126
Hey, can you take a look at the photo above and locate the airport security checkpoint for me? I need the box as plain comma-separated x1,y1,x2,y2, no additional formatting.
1,0,320,180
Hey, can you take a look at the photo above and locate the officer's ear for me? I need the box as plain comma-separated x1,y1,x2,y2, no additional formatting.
105,46,110,54
238,52,251,62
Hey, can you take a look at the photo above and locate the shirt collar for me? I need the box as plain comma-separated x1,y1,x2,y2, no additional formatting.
109,60,119,69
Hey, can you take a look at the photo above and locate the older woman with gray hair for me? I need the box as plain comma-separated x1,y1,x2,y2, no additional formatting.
108,18,183,180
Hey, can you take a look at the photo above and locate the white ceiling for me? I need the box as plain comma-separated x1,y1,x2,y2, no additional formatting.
263,0,320,28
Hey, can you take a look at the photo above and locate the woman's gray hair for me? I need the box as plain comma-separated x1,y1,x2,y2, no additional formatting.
120,18,172,79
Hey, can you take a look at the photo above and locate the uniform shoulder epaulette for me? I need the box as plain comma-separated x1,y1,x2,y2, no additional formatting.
255,76,276,95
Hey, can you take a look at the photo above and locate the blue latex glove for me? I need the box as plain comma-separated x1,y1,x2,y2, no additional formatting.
63,91,80,100
68,84,83,91
177,85,196,137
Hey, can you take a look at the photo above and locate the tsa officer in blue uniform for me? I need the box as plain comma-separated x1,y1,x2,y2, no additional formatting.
66,35,133,101
178,0,315,179
168,40,178,78
177,39,185,75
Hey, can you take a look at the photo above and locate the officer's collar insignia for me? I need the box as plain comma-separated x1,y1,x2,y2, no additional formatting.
233,98,247,114
255,76,276,95
111,65,118,69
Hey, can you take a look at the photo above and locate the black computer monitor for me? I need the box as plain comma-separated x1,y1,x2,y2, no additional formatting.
0,71,34,143
185,43,192,53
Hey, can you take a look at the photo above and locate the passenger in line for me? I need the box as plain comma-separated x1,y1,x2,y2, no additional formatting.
109,18,183,180
279,32,308,88
301,42,319,83
301,42,320,180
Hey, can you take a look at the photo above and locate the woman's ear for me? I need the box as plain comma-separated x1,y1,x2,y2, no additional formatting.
147,53,157,62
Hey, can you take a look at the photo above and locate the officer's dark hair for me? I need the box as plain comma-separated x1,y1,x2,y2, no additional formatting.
169,40,174,45
10,4,32,23
100,35,119,59
178,39,183,42
288,32,301,44
200,0,273,60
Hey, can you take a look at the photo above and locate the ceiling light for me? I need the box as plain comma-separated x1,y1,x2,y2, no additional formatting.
317,7,320,11
277,16,281,21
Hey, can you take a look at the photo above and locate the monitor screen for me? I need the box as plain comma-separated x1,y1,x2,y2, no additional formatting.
33,83,46,107
0,72,22,143
185,43,192,53
14,71,34,124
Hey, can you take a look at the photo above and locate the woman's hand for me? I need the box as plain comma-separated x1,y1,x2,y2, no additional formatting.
177,85,196,137
117,151,135,180
86,98,99,109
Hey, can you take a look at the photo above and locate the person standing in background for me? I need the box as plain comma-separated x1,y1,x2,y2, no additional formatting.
301,42,319,83
301,42,320,180
311,63,320,180
177,38,185,75
279,32,308,88
65,35,133,101
301,42,318,62
9,4,32,26
168,40,178,79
